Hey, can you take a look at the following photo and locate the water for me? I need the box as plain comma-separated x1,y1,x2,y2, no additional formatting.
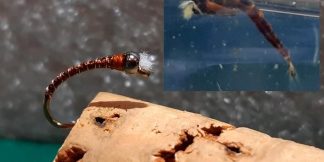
166,62,319,90
255,0,320,18
164,0,320,91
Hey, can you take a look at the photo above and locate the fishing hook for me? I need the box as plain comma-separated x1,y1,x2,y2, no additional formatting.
43,51,154,128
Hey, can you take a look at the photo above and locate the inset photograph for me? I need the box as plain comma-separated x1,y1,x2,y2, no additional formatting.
164,0,320,90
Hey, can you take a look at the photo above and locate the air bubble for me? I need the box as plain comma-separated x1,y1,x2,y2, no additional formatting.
222,40,227,47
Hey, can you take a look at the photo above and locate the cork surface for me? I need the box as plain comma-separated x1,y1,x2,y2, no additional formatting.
54,92,324,162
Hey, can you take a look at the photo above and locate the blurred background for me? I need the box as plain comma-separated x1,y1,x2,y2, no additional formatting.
0,0,323,161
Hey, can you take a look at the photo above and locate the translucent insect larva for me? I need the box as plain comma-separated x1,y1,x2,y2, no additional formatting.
179,0,297,79
43,51,154,128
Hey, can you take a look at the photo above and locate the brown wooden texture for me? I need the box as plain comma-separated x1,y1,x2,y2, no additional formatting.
54,92,324,162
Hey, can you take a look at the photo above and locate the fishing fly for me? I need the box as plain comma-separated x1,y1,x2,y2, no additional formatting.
179,0,297,79
43,51,154,128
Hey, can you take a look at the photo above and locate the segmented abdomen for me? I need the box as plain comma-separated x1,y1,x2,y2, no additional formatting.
44,54,125,100
247,7,289,58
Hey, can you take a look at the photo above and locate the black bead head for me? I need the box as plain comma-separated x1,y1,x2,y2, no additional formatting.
125,52,140,74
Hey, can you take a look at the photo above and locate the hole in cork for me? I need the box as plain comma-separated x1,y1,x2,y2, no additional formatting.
155,131,194,162
94,117,106,127
224,142,252,156
201,125,223,136
110,113,120,119
226,145,241,154
56,146,86,162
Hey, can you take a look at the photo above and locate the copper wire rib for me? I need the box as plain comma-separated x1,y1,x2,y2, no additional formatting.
43,52,152,128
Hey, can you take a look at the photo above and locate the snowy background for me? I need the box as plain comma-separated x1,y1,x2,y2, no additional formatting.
0,0,323,149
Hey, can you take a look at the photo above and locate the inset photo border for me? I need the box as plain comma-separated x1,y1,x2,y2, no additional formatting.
164,0,320,91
